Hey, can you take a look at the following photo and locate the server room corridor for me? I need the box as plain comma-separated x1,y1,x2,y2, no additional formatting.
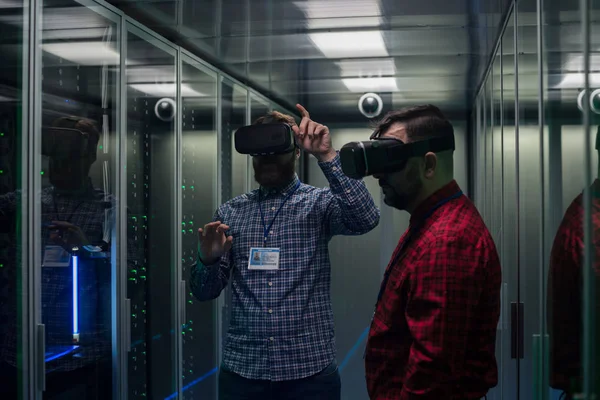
0,0,598,399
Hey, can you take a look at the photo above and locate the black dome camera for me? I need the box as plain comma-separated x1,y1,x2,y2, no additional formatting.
155,98,176,122
358,92,383,119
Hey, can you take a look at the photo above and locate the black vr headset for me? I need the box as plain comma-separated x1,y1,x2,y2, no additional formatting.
339,134,455,179
234,123,296,156
42,127,93,160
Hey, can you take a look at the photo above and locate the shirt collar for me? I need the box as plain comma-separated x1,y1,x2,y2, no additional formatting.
410,180,461,225
260,174,300,197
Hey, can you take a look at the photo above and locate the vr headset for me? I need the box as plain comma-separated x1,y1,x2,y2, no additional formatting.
234,123,296,156
339,135,455,179
42,126,92,161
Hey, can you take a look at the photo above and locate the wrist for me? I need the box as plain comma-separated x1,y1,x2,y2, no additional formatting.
316,150,337,163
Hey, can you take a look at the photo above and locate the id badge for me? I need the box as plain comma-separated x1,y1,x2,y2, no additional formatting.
42,245,71,267
248,247,280,270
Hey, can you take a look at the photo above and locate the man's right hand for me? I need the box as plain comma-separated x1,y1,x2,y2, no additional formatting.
198,221,233,265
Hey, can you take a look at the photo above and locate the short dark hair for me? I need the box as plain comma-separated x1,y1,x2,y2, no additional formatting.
371,104,454,143
253,111,296,126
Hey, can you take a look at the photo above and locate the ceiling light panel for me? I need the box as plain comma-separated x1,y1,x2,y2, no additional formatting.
309,30,389,59
295,0,382,29
335,58,396,77
342,77,398,92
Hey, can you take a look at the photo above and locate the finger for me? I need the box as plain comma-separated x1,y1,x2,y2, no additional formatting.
291,124,301,135
204,221,221,236
216,224,230,234
296,104,310,119
315,124,328,136
299,116,310,136
224,236,234,252
198,228,204,240
307,121,318,138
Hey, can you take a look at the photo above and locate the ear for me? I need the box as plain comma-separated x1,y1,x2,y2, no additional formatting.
423,152,437,179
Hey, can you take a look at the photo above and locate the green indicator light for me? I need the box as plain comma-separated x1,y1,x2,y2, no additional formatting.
182,222,186,226
140,275,146,280
41,171,45,175
0,264,4,268
182,229,185,234
0,170,3,174
188,300,193,304
190,185,195,189
188,229,193,233
182,185,186,189
0,132,4,136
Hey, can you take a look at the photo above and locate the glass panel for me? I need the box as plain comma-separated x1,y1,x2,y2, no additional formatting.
36,1,119,398
180,56,218,399
0,0,27,398
543,0,588,398
489,48,504,400
501,12,519,400
516,0,544,397
125,27,177,399
250,95,270,123
590,0,600,395
220,80,247,201
249,95,271,191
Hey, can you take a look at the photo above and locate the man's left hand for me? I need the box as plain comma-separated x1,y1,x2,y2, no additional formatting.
292,104,337,163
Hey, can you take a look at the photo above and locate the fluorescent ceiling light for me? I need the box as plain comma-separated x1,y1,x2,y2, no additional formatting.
295,0,382,29
42,42,119,66
343,77,398,92
309,31,388,59
129,83,205,98
336,58,396,77
554,73,600,89
564,53,600,72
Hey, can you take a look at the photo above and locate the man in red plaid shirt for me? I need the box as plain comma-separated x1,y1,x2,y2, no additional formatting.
364,104,501,400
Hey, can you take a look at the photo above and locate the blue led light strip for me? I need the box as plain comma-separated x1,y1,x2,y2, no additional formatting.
72,255,79,342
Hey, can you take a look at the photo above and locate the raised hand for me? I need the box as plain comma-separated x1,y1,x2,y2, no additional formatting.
291,104,337,163
197,221,233,265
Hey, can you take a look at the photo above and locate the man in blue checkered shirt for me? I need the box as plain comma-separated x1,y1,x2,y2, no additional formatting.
191,104,380,400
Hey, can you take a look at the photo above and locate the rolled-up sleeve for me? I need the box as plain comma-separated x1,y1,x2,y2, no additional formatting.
319,153,380,236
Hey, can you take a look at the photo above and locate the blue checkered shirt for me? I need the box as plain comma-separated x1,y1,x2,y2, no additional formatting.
190,153,380,381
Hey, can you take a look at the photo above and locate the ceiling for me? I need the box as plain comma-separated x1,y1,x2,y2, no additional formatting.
106,0,513,123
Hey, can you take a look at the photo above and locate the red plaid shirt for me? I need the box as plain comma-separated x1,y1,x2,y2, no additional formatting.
547,179,600,394
365,180,501,400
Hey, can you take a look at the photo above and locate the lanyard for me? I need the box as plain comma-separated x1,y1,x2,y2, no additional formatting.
375,190,463,304
258,181,301,246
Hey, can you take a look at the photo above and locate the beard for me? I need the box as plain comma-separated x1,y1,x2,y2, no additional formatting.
253,153,296,188
380,165,422,211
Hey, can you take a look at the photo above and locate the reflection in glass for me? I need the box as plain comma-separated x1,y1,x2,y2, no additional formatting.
501,14,519,400
544,0,593,398
0,0,26,398
126,27,177,399
36,1,119,398
221,80,248,200
249,96,271,191
181,57,218,399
